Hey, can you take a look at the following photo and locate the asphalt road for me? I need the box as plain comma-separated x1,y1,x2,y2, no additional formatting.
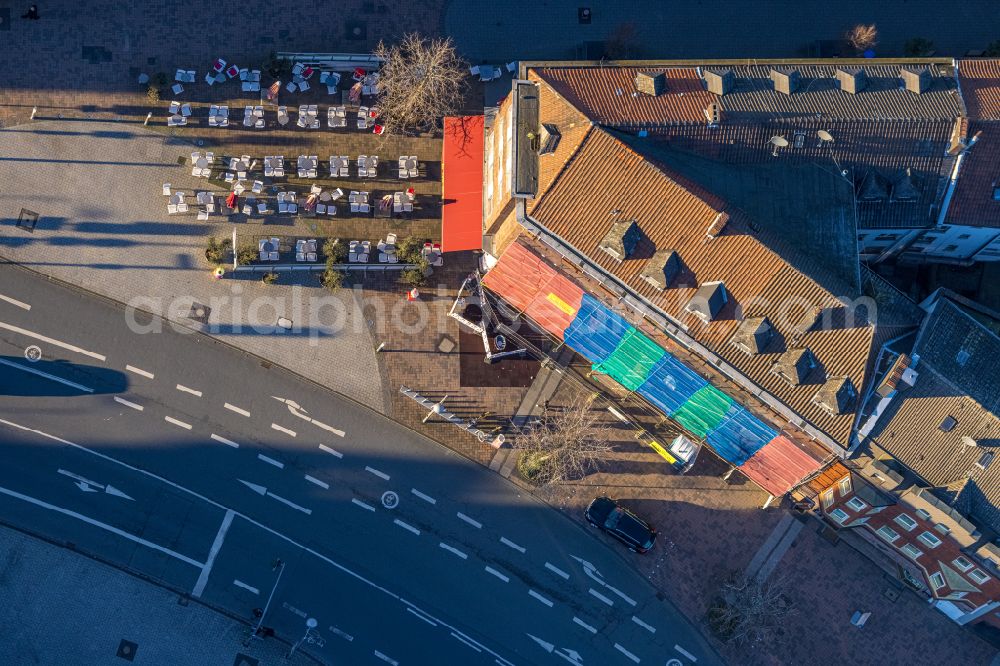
0,263,720,666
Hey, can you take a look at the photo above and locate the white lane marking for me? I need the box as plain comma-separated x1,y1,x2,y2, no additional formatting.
257,454,284,469
233,579,260,595
632,616,656,634
210,433,239,448
352,498,375,512
176,384,203,397
0,294,31,310
545,562,570,579
615,643,640,663
270,423,296,437
451,632,484,653
439,543,468,559
364,466,390,481
304,475,329,489
224,402,250,417
318,444,343,458
192,509,234,597
373,650,399,666
0,321,105,360
589,588,614,606
611,587,637,607
0,483,202,567
572,617,597,634
411,488,436,504
500,537,525,553
272,396,346,437
164,416,192,430
675,645,698,662
113,396,143,411
125,364,154,379
0,357,93,393
456,512,482,529
528,590,554,607
0,418,525,666
57,469,133,500
267,493,311,515
394,519,420,535
406,607,437,626
484,566,509,583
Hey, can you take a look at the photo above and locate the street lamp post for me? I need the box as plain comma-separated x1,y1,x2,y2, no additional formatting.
244,558,285,646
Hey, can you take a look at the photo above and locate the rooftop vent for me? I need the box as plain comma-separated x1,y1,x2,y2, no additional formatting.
858,170,890,201
705,211,730,239
977,451,995,471
704,69,735,96
939,415,957,432
730,316,774,356
635,71,667,97
901,66,932,94
598,219,641,262
538,123,561,155
812,376,857,415
772,347,817,386
837,67,868,94
684,281,728,323
770,68,801,95
639,249,680,290
891,168,920,202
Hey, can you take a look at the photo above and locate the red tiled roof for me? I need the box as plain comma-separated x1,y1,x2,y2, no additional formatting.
959,59,1000,120
946,121,1000,228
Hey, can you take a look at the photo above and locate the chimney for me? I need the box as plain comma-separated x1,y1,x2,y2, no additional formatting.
635,71,667,97
837,67,868,94
684,281,728,323
770,68,801,95
704,69,734,96
730,316,774,356
704,102,721,125
812,376,857,415
640,249,681,291
598,219,641,261
772,347,817,385
705,211,730,239
901,66,931,94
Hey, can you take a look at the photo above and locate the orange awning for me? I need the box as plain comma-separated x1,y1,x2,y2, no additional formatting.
441,116,484,252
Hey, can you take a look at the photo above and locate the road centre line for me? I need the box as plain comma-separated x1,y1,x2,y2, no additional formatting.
373,650,399,666
500,537,525,553
267,493,311,515
439,542,468,559
0,419,520,666
233,580,260,595
0,321,105,361
528,590,554,607
318,444,343,458
456,512,482,528
0,293,31,310
224,402,250,417
125,365,154,379
352,498,376,512
304,475,329,489
164,416,192,430
615,643,640,664
0,483,202,568
675,645,698,662
544,562,570,579
451,632,483,653
484,566,509,583
271,423,296,437
393,519,420,535
405,607,437,626
176,384,202,397
192,509,234,598
589,588,614,606
0,358,94,393
114,396,143,411
632,615,656,633
210,433,239,448
572,617,597,634
411,488,436,504
257,454,284,469
365,466,390,481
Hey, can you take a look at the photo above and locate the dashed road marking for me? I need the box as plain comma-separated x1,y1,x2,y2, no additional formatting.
176,384,203,397
484,566,509,583
233,579,259,595
528,590,554,607
257,454,284,469
114,396,143,411
675,645,698,662
500,537,525,553
210,433,239,448
589,588,614,606
439,543,468,559
373,650,399,665
164,416,192,430
457,512,482,528
352,498,375,512
304,475,329,489
615,643,640,663
224,402,250,417
0,294,31,310
573,616,597,634
411,488,436,504
632,616,656,633
406,607,437,626
271,423,296,437
365,466,390,481
451,632,483,653
318,444,343,458
545,562,569,579
126,365,154,379
394,519,420,535
268,493,311,515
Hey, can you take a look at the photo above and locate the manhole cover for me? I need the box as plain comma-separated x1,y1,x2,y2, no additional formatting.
187,302,211,324
16,208,38,233
116,639,138,661
24,345,41,362
381,491,399,509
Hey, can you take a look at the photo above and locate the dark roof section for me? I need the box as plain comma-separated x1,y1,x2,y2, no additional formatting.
945,121,1000,229
958,59,1000,121
514,81,540,197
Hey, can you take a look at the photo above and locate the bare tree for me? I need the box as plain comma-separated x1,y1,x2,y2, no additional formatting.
515,395,614,485
846,24,878,53
372,33,467,137
707,573,796,647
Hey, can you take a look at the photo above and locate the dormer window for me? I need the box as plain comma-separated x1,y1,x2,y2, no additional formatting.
539,123,561,155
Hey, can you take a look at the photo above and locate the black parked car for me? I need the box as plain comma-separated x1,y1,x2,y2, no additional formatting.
585,496,657,553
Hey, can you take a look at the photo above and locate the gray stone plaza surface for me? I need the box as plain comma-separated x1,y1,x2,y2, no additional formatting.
0,526,314,666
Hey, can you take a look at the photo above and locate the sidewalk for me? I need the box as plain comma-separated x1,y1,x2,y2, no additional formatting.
0,525,314,666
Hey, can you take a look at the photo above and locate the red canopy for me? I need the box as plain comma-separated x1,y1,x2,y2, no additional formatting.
440,116,484,253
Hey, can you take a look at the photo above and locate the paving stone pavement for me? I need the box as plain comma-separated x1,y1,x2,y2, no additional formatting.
0,526,313,666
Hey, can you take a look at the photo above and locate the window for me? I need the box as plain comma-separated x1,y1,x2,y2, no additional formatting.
895,513,918,531
958,234,971,240
838,477,853,496
916,509,931,521
875,233,899,242
847,497,868,512
930,572,946,590
970,569,991,585
918,531,942,548
942,244,959,253
877,525,900,543
939,415,957,432
954,556,974,572
830,508,850,524
820,490,834,510
902,543,923,560
934,523,951,536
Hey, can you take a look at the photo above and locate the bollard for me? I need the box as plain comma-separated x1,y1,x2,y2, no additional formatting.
30,107,37,120
144,112,152,126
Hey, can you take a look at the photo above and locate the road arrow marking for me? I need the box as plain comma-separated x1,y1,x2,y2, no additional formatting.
272,396,345,437
239,479,266,495
58,469,134,500
75,481,98,493
527,634,554,653
572,555,637,606
104,485,133,500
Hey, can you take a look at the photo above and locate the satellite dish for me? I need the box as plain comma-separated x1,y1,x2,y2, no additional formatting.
769,135,788,156
817,130,834,143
